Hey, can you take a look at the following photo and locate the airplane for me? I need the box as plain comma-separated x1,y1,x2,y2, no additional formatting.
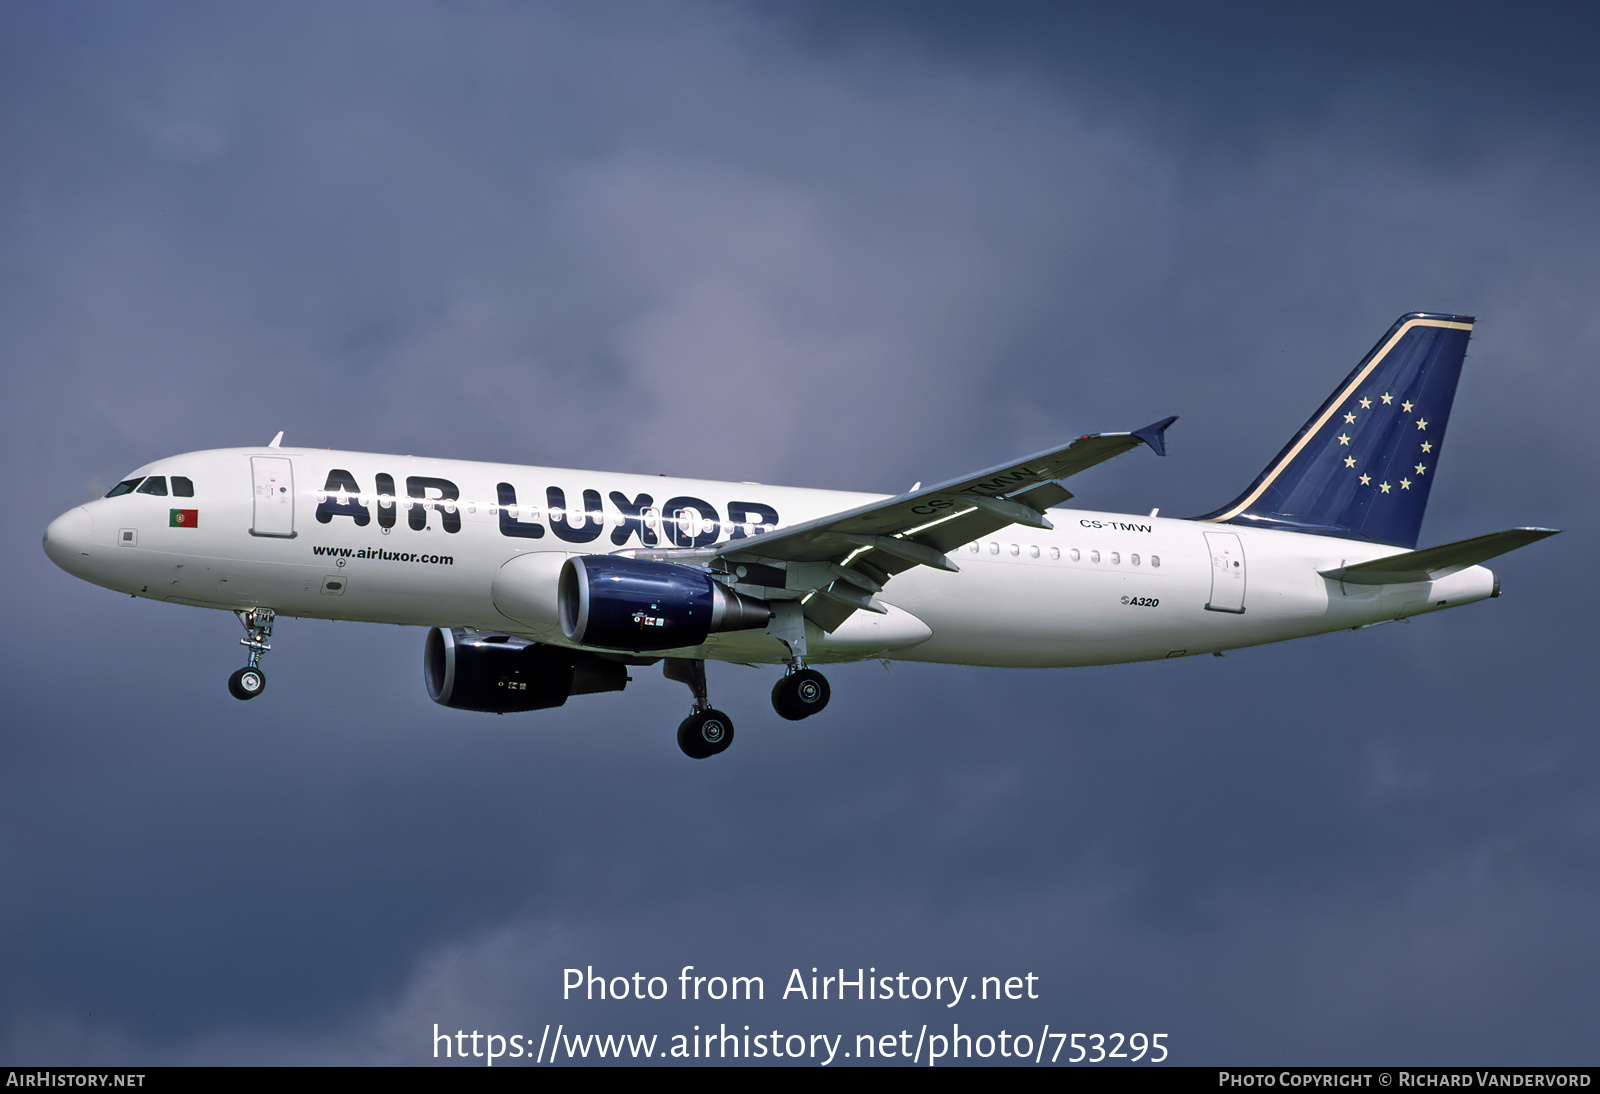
43,313,1557,758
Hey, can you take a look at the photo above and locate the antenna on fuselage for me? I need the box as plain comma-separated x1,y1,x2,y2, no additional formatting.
268,431,283,448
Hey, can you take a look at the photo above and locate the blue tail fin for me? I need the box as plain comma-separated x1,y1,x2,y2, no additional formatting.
1193,313,1474,549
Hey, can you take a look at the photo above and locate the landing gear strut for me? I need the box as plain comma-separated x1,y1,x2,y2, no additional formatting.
664,658,734,759
228,607,275,701
772,666,830,721
764,598,830,720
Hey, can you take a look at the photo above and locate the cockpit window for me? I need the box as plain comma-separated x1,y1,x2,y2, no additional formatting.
171,476,194,497
136,476,169,496
106,478,143,497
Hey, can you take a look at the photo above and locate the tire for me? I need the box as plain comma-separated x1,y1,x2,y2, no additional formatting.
228,667,266,701
771,668,830,721
677,709,735,759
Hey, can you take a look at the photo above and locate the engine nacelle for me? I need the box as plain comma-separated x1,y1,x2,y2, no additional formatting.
490,551,569,634
559,555,772,652
423,627,628,713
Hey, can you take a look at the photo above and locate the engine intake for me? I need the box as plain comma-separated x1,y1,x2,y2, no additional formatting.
424,627,628,713
559,555,772,652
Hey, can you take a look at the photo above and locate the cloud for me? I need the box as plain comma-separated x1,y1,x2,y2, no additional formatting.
3,0,1596,1064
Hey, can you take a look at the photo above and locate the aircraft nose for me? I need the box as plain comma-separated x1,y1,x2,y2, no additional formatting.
43,506,94,572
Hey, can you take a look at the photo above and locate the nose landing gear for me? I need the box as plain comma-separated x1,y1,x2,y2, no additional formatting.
228,607,275,700
227,666,266,700
664,658,734,759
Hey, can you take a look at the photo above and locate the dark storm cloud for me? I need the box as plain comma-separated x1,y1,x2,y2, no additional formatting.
777,2,1600,162
2,0,1595,1064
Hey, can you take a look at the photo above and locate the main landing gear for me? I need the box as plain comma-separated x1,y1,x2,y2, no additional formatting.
664,658,734,760
227,607,275,701
771,666,830,721
764,598,830,722
661,654,832,760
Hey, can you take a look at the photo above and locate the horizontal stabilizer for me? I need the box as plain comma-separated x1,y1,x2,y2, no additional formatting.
1319,527,1559,585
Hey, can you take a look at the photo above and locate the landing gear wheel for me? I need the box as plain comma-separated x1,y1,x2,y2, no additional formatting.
677,709,735,759
772,668,830,721
228,667,266,701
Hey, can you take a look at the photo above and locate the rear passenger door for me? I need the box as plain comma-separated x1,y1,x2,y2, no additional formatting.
1203,531,1246,613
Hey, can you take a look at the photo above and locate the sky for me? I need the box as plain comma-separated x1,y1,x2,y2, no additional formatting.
3,0,1596,1066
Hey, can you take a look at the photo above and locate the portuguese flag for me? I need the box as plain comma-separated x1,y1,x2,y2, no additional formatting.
170,509,199,528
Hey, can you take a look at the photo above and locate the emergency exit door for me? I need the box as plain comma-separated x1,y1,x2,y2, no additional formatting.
251,456,296,537
1204,531,1246,613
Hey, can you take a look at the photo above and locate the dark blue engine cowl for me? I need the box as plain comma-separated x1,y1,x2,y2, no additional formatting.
559,555,772,652
424,627,628,713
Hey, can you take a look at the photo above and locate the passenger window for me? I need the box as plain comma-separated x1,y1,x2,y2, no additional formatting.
1110,552,1120,564
1070,549,1080,562
171,476,194,497
1050,547,1060,560
1029,545,1040,558
1009,544,1019,556
989,542,999,555
1131,554,1140,566
1151,555,1161,568
1090,550,1101,564
106,478,143,497
969,543,979,553
136,476,169,496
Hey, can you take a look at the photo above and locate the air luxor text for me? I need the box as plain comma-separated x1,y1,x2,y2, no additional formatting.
563,966,1039,1008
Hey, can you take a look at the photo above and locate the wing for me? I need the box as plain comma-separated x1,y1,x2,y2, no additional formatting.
629,416,1177,631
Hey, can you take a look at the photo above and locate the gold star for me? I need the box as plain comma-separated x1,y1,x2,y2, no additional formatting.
1416,418,1428,430
1360,396,1372,408
1379,481,1391,493
1415,464,1426,475
1382,393,1393,404
1338,433,1351,445
1401,400,1413,412
1360,474,1371,485
1421,441,1433,453
1400,478,1411,490
1344,412,1357,423
1344,456,1356,467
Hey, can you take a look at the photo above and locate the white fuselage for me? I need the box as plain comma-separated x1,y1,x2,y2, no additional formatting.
43,446,1498,668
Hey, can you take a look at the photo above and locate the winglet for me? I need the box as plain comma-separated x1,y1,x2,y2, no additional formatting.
268,431,284,448
1131,416,1178,457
